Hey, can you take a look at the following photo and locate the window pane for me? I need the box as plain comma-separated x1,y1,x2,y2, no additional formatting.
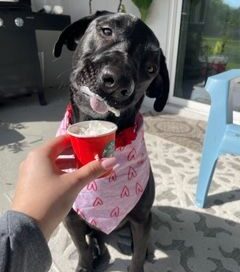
174,0,240,108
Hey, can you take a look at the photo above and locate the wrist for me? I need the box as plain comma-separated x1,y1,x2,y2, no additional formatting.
11,205,51,241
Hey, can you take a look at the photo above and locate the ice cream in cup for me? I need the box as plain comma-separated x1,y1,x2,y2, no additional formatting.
67,120,118,167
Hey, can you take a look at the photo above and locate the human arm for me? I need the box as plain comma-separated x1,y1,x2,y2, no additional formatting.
0,210,51,272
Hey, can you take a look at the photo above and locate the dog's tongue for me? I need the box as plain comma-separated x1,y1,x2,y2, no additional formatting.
80,86,120,116
90,95,108,114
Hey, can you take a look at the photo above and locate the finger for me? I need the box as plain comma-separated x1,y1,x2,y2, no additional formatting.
63,157,117,190
39,135,72,159
55,157,77,169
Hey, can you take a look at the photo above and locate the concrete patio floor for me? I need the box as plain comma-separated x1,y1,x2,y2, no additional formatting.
0,88,69,211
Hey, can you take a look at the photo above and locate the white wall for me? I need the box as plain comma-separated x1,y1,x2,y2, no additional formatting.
32,0,171,111
144,0,172,109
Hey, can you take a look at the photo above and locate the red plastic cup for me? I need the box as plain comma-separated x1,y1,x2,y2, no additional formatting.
67,120,118,167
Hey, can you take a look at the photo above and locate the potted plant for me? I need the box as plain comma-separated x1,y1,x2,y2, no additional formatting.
200,37,229,78
88,0,153,21
208,38,228,73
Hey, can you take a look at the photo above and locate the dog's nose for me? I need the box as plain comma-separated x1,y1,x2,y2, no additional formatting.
100,68,134,99
102,72,116,89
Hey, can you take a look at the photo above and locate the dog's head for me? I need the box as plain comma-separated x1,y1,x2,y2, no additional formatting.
54,11,169,121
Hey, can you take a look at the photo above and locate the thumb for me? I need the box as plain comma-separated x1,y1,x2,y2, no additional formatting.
62,157,117,190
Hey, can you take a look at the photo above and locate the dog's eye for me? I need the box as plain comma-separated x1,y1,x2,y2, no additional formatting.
102,27,112,36
147,65,156,74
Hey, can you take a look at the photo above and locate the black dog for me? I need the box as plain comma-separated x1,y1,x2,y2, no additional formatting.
54,11,169,272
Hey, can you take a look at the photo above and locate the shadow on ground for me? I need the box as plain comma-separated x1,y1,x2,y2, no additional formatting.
0,87,69,151
0,87,69,123
78,205,240,272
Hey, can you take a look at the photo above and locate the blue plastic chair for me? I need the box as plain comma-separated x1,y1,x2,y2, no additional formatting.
196,69,240,208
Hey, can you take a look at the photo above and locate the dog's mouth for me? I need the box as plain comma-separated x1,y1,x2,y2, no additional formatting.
72,63,134,117
80,86,120,117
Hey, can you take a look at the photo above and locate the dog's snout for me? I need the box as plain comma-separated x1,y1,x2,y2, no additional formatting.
99,67,134,100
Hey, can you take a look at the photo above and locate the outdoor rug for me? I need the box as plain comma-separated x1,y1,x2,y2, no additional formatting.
48,113,240,272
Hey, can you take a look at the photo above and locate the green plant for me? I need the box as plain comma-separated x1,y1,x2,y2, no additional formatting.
132,0,153,21
88,0,153,21
212,38,227,55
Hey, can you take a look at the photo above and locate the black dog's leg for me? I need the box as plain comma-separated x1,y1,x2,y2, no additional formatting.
128,212,152,272
64,209,93,272
90,230,110,269
127,170,155,272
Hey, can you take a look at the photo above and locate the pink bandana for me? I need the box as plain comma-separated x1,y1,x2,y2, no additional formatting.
57,106,150,234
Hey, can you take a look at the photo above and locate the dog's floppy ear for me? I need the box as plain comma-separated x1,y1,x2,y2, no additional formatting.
54,10,112,58
146,49,169,112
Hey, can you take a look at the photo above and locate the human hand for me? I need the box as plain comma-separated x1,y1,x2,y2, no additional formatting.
11,135,117,241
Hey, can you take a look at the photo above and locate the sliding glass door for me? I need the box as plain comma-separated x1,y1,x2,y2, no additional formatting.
174,0,240,107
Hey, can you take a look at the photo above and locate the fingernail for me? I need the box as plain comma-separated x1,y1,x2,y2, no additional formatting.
94,154,100,161
101,157,117,170
113,163,120,170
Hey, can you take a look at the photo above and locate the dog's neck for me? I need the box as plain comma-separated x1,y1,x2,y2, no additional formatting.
71,96,144,132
